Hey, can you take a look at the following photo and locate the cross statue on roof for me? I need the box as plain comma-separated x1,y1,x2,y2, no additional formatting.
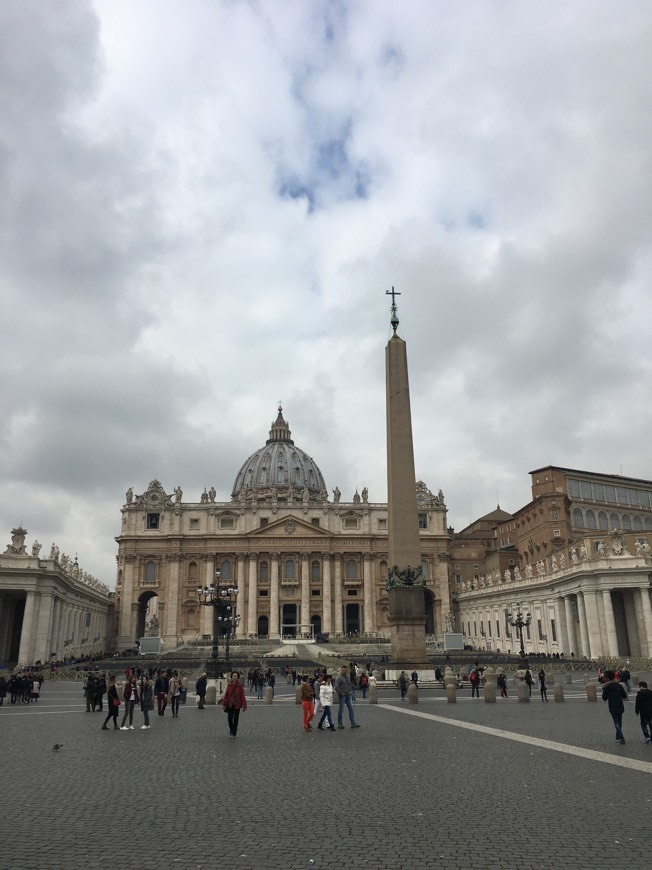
386,286,401,333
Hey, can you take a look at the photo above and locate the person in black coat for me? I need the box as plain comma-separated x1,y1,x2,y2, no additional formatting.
602,671,627,744
196,673,207,710
634,680,652,744
101,677,120,730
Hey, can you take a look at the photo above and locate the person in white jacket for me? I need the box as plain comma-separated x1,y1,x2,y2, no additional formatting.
317,675,335,731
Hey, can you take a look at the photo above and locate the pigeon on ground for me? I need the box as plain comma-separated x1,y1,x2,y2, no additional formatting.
52,744,64,752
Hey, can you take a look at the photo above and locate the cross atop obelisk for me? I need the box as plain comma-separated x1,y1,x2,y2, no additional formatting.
386,286,400,333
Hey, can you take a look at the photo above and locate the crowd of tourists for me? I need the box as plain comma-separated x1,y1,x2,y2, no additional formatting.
0,672,44,705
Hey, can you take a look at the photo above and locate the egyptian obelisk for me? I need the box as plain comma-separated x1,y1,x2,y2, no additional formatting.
385,288,429,667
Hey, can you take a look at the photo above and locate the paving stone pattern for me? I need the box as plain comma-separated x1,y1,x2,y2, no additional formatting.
1,675,651,870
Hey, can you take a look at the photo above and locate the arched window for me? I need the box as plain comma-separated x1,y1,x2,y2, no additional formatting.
610,513,620,530
284,559,295,579
311,560,320,581
572,508,584,528
586,510,596,530
645,517,652,532
346,559,357,580
633,516,642,531
598,511,608,531
622,514,632,530
220,559,233,580
259,560,269,582
380,560,388,580
188,561,198,582
145,561,156,582
420,560,430,581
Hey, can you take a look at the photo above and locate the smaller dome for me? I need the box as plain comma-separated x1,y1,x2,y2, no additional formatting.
231,407,328,504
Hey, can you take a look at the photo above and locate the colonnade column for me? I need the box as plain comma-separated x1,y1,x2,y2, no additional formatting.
247,553,257,637
34,593,55,664
602,589,619,657
333,556,343,634
577,593,590,658
50,597,61,660
17,591,38,664
582,590,602,658
322,554,332,635
362,554,373,634
300,553,310,637
562,597,577,657
270,556,280,640
235,555,246,637
638,587,652,657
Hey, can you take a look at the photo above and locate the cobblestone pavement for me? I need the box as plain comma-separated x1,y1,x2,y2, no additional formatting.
1,675,651,870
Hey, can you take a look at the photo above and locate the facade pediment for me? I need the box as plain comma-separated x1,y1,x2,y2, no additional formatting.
249,516,332,538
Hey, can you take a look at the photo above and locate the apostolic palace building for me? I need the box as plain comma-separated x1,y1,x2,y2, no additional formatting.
114,408,451,651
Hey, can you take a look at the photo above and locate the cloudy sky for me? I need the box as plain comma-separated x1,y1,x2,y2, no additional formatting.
1,1,651,586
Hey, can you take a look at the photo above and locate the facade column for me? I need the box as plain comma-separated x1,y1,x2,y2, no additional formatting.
269,555,280,640
577,593,590,659
17,591,38,664
117,555,138,650
638,587,652,658
247,553,258,637
163,555,181,646
199,557,214,639
235,555,246,638
582,590,602,658
602,590,619,657
363,554,373,634
300,553,310,637
322,554,332,635
333,556,343,634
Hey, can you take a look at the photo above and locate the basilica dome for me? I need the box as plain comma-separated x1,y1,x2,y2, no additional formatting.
231,407,328,504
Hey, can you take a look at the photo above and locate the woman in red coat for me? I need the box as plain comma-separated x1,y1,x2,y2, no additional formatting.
222,671,247,739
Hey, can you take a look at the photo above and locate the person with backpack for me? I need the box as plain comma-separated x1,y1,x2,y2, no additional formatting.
359,672,369,699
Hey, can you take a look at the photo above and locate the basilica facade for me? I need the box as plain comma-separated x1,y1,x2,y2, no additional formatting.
114,408,451,651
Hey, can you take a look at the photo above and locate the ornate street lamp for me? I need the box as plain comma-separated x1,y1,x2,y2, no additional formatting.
506,606,532,659
197,569,240,678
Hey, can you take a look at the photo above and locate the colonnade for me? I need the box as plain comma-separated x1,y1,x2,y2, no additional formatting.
458,582,652,659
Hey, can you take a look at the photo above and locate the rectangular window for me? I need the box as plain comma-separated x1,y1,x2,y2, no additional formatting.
474,621,477,636
311,518,320,527
553,529,561,537
344,519,358,529
551,619,557,642
604,484,616,503
454,563,461,569
146,513,160,530
467,622,471,637
550,509,560,520
580,481,593,499
220,518,235,529
616,486,628,504
377,518,387,530
189,518,199,530
480,620,484,636
418,513,428,529
639,491,651,508
496,620,500,638
488,621,492,637
526,623,531,640
258,589,269,597
628,488,640,506
311,589,321,597
346,588,357,597
537,619,543,640
455,574,461,584
592,483,604,501
568,479,580,498
260,517,268,527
